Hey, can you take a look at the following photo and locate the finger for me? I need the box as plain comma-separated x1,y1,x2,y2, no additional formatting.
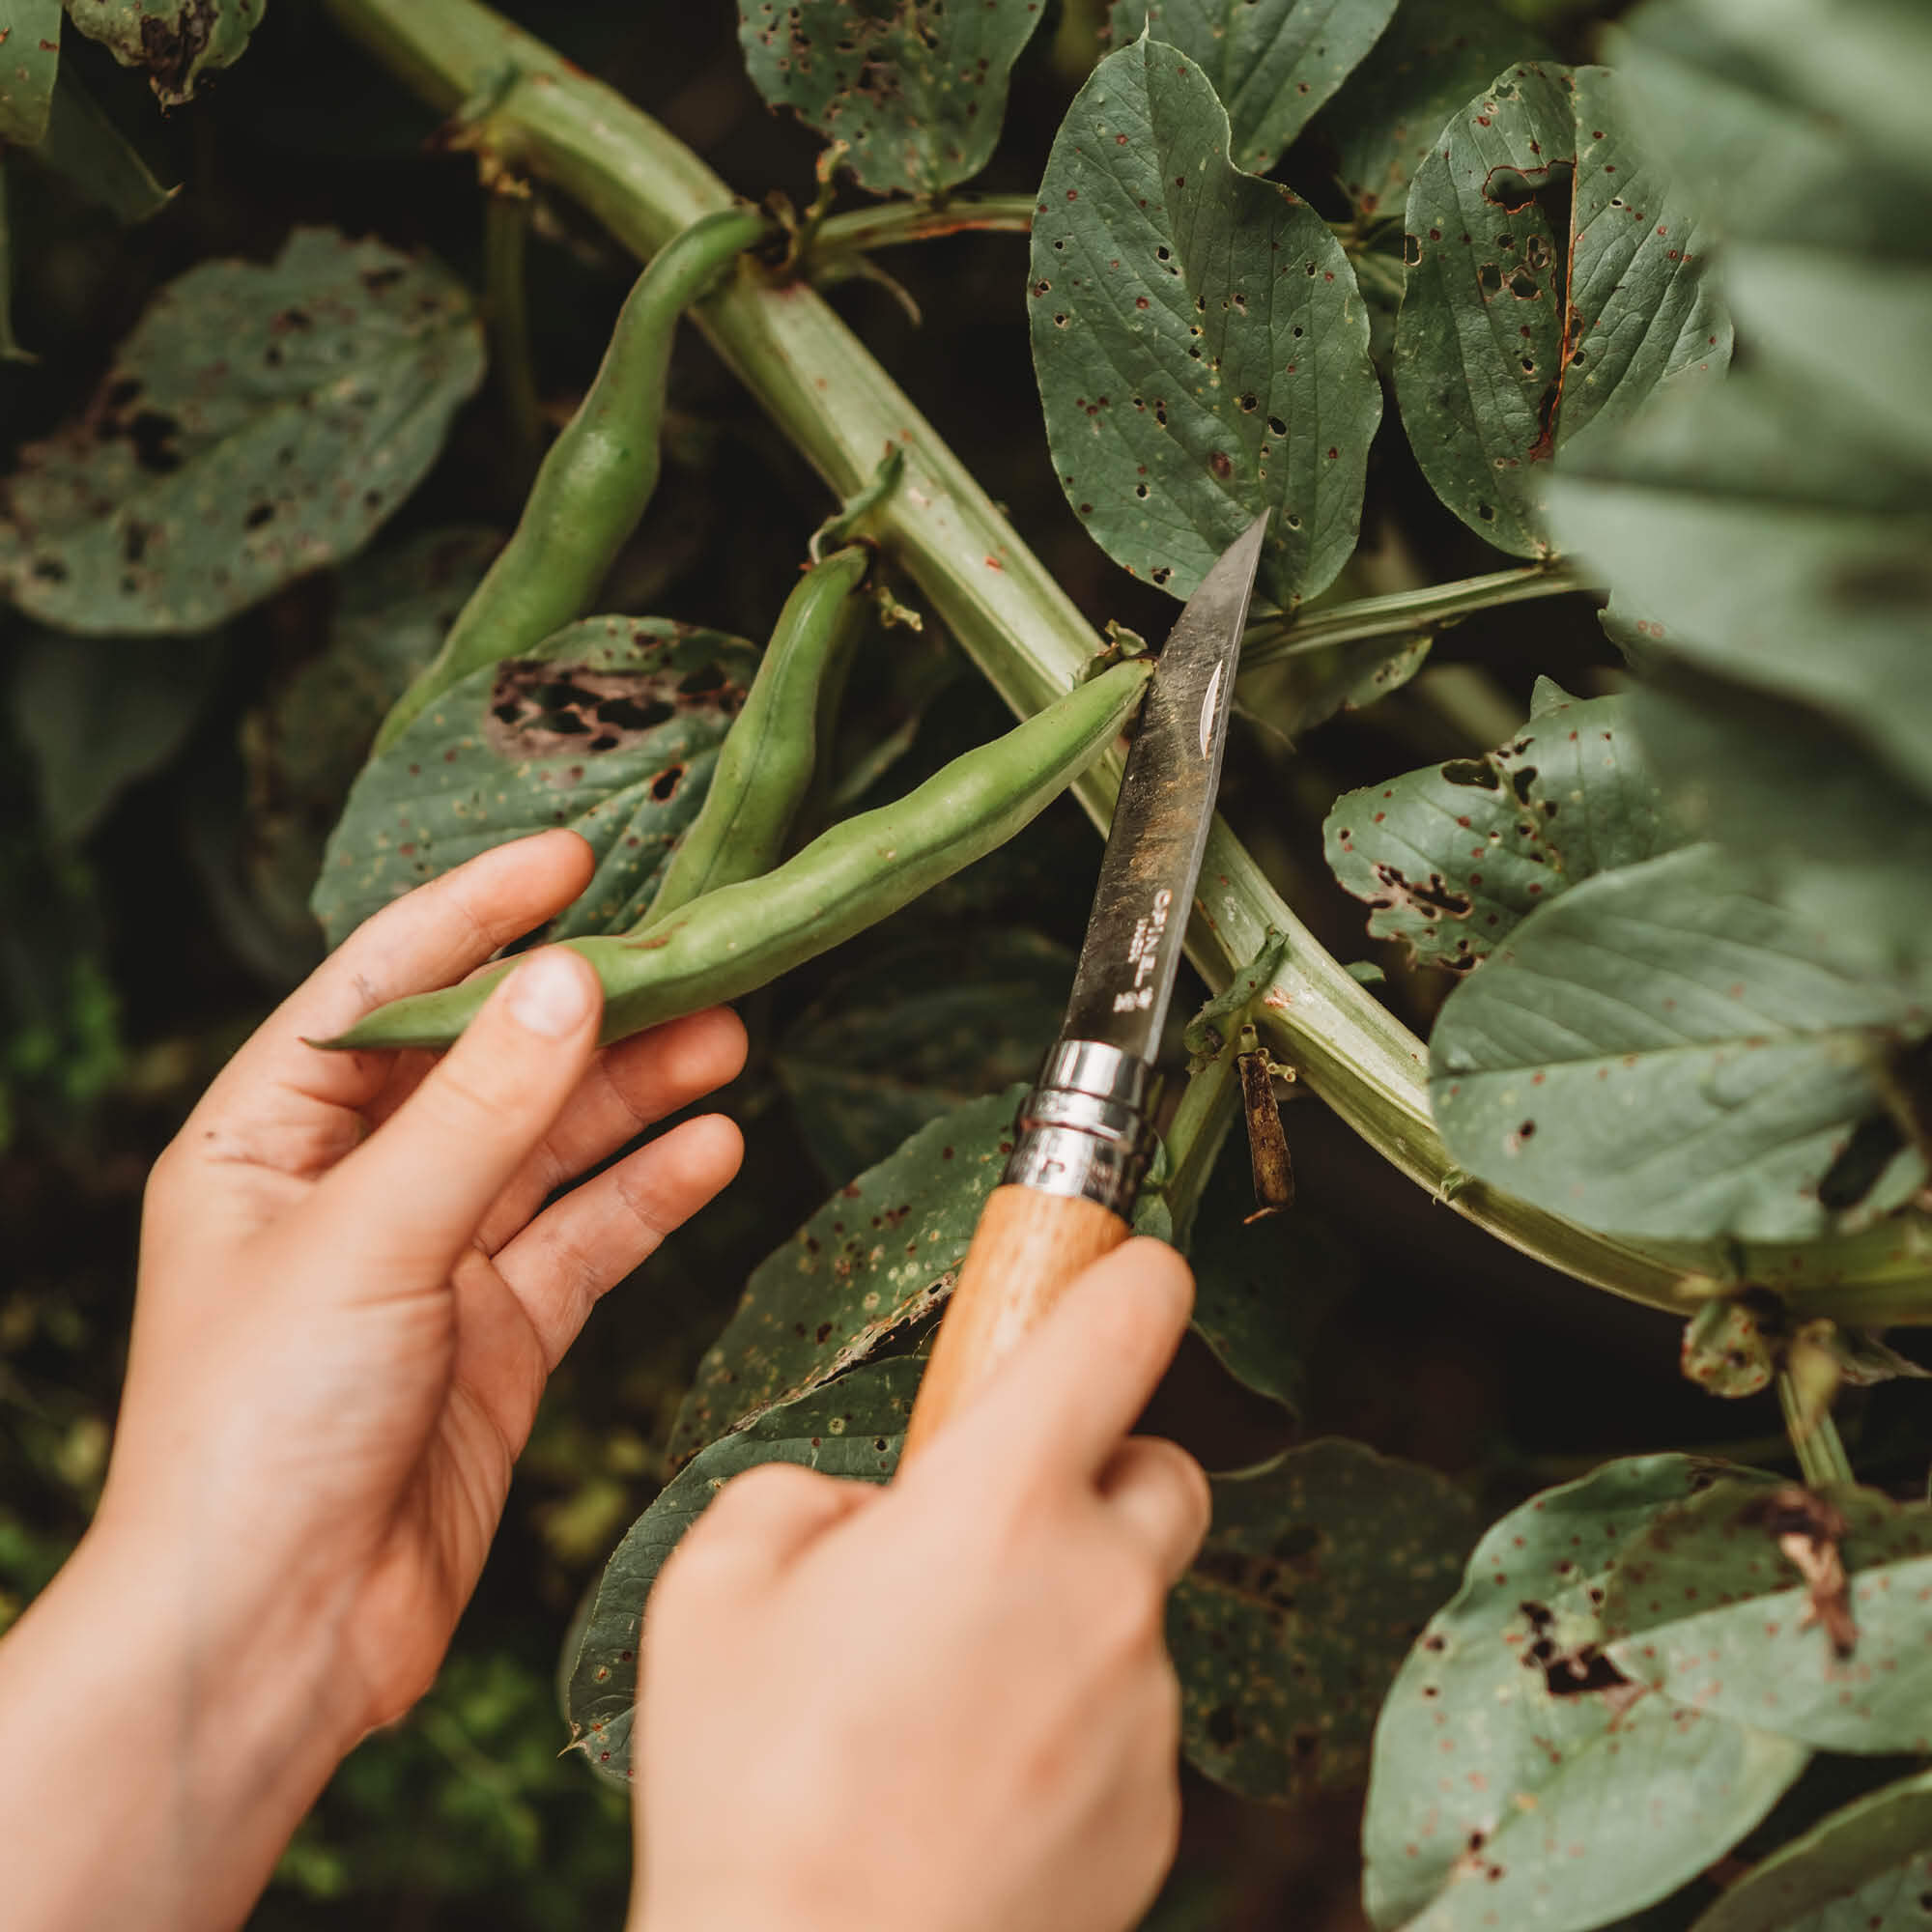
1095,1437,1211,1587
298,945,604,1284
924,1237,1195,1489
665,1463,876,1598
183,832,595,1171
494,1113,745,1369
472,1008,748,1256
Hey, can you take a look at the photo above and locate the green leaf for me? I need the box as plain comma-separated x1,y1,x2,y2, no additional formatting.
1362,1455,1806,1932
1394,62,1730,557
667,1088,1018,1465
1685,1766,1932,1932
775,930,1070,1182
1105,0,1397,175
1324,685,1681,973
1318,0,1543,219
9,628,224,843
0,228,485,635
1430,846,1932,1242
63,0,263,107
312,615,758,950
1170,1438,1479,1803
736,0,1043,198
1636,674,1932,984
1030,37,1382,611
565,1359,920,1787
1184,1110,1353,1415
1548,365,1932,809
0,0,61,144
242,528,500,949
1603,1482,1932,1755
1609,0,1932,259
30,61,174,224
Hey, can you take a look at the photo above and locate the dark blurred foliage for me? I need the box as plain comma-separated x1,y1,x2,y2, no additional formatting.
5,2,1931,1926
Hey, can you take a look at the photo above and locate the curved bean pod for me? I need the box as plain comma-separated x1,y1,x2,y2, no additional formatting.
375,205,771,753
322,657,1152,1051
641,543,869,925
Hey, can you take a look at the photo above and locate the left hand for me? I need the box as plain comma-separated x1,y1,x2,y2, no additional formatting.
107,828,746,1740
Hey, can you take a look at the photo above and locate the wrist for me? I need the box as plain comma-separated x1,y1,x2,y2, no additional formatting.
0,1513,362,1931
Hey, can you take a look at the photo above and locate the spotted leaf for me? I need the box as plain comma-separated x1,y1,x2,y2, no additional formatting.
565,1359,921,1787
1031,37,1381,610
1428,846,1932,1242
1363,1455,1805,1932
1394,62,1730,556
0,229,484,635
0,0,60,143
1171,1438,1478,1803
63,0,263,108
737,0,1044,197
312,615,757,949
667,1087,1019,1465
1323,682,1681,973
1603,1482,1932,1756
1105,0,1397,175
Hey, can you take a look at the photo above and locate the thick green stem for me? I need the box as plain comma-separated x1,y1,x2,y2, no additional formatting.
320,0,1932,1322
1240,561,1591,668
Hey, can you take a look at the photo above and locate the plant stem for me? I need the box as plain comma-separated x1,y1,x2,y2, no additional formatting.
1155,1041,1241,1253
1241,561,1591,668
1777,1376,1857,1489
483,188,543,485
810,194,1037,262
318,0,1932,1323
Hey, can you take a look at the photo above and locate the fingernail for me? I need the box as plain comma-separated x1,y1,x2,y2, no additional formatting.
505,950,593,1037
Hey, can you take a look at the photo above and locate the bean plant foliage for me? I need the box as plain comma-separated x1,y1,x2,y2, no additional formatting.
4,0,1931,1923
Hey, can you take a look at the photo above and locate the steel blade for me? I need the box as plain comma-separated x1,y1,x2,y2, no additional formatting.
1060,512,1268,1061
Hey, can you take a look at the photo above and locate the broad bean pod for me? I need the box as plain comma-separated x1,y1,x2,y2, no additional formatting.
375,205,771,753
323,657,1152,1052
641,543,869,925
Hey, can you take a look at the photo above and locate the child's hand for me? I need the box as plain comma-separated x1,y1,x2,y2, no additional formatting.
631,1239,1208,1932
0,830,743,1932
113,828,746,1735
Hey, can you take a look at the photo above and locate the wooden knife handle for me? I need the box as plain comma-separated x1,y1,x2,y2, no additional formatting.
899,1184,1130,1464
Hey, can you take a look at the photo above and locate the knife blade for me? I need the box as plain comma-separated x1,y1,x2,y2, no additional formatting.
900,512,1268,1460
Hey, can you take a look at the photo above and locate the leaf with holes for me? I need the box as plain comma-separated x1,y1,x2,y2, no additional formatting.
775,931,1070,1183
1429,846,1932,1242
1318,0,1544,219
1602,1481,1932,1755
242,528,500,950
0,0,60,143
63,0,263,108
1683,1765,1932,1932
1362,1455,1805,1932
1031,38,1381,610
1394,62,1730,556
667,1088,1018,1466
1105,0,1397,175
1171,1438,1478,1803
0,229,483,635
1324,681,1681,973
565,1358,920,1787
736,0,1044,197
311,615,757,949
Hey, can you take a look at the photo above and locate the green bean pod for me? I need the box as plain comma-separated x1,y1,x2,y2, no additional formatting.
640,543,869,926
322,657,1152,1052
375,206,770,753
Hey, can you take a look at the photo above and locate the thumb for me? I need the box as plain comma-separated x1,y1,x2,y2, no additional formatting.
305,946,603,1281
